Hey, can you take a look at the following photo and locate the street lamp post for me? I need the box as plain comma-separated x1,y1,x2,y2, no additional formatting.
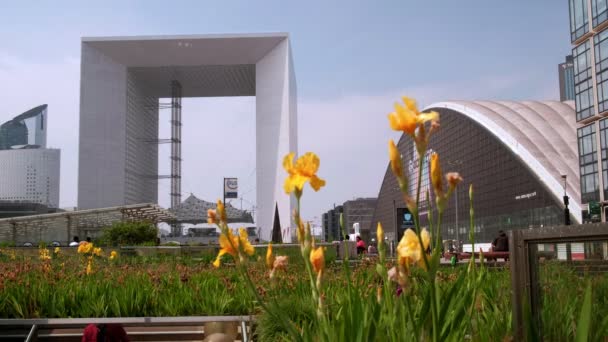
455,187,459,249
449,160,463,251
562,174,570,226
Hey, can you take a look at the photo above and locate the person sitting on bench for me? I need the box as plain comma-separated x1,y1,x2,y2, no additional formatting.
356,236,366,255
491,230,509,252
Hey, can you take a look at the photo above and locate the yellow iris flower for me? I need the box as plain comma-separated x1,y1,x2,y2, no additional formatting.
266,243,275,270
109,251,118,260
283,152,326,195
397,228,430,268
213,230,238,267
207,209,217,224
388,140,403,180
469,184,474,202
430,153,463,212
377,222,384,243
217,200,226,222
39,248,51,261
213,228,255,267
86,259,93,275
388,96,439,136
93,247,103,257
78,242,93,254
238,228,255,256
430,153,444,198
310,246,325,274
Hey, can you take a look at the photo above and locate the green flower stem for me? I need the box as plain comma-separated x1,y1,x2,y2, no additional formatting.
295,197,324,323
238,262,302,341
215,217,302,341
469,188,476,275
413,154,424,234
412,151,438,342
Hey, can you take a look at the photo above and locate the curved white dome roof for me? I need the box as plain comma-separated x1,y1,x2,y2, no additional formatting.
425,100,581,223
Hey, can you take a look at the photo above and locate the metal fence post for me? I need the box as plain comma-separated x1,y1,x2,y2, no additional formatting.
66,215,72,246
11,222,17,244
509,229,528,341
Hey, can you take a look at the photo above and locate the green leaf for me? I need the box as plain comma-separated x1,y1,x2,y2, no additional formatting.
522,289,539,342
375,264,384,278
575,281,592,342
438,271,466,323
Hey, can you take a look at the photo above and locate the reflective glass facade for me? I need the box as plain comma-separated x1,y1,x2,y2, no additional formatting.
569,0,608,221
565,66,576,101
322,205,343,242
600,119,608,199
406,147,432,209
342,198,377,241
592,0,608,27
0,105,47,150
574,41,595,120
371,109,567,244
559,55,576,101
579,123,600,203
571,0,590,42
595,28,608,113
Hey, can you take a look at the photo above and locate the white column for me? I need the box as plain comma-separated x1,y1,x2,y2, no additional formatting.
255,38,297,242
78,43,128,209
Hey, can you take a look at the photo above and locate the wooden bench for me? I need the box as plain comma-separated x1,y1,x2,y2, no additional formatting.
445,251,510,262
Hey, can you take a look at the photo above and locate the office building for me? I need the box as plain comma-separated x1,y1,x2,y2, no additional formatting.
0,148,60,208
342,197,377,241
371,100,580,244
0,104,47,150
0,105,59,210
568,0,608,220
322,205,343,242
559,55,576,101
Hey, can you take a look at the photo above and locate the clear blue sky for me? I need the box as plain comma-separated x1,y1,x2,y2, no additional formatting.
0,1,572,224
1,1,570,98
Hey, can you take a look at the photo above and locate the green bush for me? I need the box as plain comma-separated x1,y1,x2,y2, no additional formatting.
163,241,181,246
98,221,158,246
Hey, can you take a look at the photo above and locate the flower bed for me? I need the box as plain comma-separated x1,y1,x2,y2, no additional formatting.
2,95,608,340
1,251,607,340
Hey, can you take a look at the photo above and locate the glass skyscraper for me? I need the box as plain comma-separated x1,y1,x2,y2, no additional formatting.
569,0,608,221
559,55,576,101
0,104,47,150
0,104,59,209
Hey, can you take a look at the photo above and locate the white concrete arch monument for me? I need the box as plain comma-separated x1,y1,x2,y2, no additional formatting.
78,33,297,241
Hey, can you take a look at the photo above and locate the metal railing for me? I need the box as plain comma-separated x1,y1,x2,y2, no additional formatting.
0,315,253,342
509,223,608,341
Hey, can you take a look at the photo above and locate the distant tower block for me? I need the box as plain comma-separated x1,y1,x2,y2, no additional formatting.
78,33,298,241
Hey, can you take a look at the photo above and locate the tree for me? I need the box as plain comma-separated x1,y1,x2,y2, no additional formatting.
99,221,158,246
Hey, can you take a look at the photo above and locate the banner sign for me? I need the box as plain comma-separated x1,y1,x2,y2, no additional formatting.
396,207,415,241
224,178,238,199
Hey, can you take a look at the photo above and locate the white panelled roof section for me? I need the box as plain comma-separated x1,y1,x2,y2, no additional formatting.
425,100,582,223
